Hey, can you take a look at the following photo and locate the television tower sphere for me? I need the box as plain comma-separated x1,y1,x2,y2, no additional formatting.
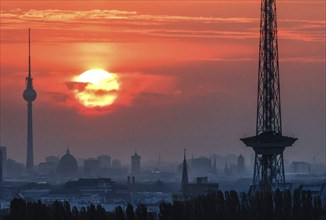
23,87,37,102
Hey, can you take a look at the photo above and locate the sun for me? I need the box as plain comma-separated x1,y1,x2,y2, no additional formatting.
72,69,119,108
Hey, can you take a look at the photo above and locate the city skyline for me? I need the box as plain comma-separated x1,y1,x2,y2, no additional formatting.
0,1,325,164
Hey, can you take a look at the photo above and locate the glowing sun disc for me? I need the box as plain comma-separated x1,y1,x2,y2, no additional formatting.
73,69,119,108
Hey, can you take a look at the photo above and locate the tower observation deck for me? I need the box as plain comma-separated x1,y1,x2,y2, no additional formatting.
241,0,297,194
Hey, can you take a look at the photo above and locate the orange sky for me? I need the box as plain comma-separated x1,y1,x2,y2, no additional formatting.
0,0,325,164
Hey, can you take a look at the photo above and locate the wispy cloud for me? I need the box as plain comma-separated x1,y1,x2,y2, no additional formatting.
1,9,324,43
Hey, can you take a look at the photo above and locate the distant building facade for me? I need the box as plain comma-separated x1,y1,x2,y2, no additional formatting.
38,162,56,176
84,158,100,177
290,161,311,174
183,177,219,197
97,155,111,168
112,159,121,169
46,156,59,164
38,155,59,176
131,152,141,175
6,159,24,178
191,157,211,174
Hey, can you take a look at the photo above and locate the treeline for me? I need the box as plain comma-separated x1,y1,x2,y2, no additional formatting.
3,189,326,220
159,189,325,220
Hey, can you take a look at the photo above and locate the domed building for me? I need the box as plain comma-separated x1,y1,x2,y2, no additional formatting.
56,149,79,179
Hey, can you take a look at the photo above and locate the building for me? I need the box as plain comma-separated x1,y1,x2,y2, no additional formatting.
0,146,7,179
237,154,245,173
112,159,121,169
212,156,217,173
191,157,211,174
65,178,113,199
131,152,141,175
97,155,111,168
84,158,100,177
37,155,59,176
290,161,311,174
0,150,2,184
299,183,326,208
38,161,56,176
6,159,24,178
174,151,219,201
56,149,79,180
45,156,59,164
184,177,219,197
181,150,188,189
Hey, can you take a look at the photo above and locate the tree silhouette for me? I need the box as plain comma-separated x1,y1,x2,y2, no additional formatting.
126,204,135,220
136,204,148,220
4,189,326,220
159,202,172,220
115,206,125,220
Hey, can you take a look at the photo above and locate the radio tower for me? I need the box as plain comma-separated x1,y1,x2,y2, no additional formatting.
23,29,37,172
241,0,297,193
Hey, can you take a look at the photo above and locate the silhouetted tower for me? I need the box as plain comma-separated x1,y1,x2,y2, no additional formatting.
131,151,141,175
23,29,37,172
181,149,189,195
241,0,297,193
213,156,217,173
0,150,3,184
237,155,245,173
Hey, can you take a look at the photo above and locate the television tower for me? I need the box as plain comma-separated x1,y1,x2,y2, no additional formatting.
23,28,37,172
241,0,297,193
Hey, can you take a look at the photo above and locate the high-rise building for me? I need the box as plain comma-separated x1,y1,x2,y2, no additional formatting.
241,0,297,193
131,151,141,175
0,146,7,178
112,159,121,169
212,156,217,173
23,29,37,172
97,155,111,168
84,158,100,177
0,150,3,184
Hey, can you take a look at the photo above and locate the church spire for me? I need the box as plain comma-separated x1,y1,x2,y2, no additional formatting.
181,149,188,186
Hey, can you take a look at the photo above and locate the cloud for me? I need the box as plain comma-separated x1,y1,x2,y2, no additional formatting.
280,57,326,63
66,81,87,91
1,8,324,43
45,92,69,102
62,72,176,115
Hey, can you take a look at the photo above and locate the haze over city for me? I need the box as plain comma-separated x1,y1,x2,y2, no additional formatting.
0,0,325,166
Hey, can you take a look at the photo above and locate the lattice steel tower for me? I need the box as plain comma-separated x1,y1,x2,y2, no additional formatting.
241,0,297,194
23,29,37,172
